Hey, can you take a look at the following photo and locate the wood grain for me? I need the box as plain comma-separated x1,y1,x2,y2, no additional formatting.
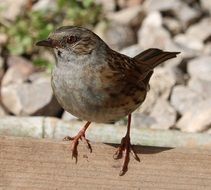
1,136,211,190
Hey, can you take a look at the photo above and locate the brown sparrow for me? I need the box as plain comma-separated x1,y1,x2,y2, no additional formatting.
36,26,180,176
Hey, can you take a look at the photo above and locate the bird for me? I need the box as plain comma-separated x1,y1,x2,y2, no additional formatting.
36,26,180,176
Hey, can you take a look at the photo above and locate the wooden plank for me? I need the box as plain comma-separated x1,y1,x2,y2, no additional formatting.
0,136,211,190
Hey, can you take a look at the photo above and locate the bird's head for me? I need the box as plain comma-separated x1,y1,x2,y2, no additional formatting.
36,26,106,61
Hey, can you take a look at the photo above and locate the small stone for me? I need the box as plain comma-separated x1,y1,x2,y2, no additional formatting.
150,99,177,130
187,56,211,81
164,61,185,85
177,99,211,132
0,105,7,116
131,113,156,128
118,0,144,9
186,18,211,43
163,17,182,35
144,0,201,29
95,0,116,12
170,85,204,114
120,44,143,57
138,12,171,49
207,128,211,134
143,0,181,12
32,0,57,11
0,0,29,21
95,22,136,50
1,70,62,116
137,66,177,114
203,43,211,55
200,0,211,14
107,5,145,27
0,33,8,45
138,88,158,114
165,40,199,60
2,56,35,86
173,3,201,29
174,34,204,52
188,77,211,99
149,67,176,99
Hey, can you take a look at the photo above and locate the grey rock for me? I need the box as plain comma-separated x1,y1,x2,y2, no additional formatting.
1,70,61,116
150,99,177,130
107,5,145,27
203,43,211,55
137,66,177,114
117,0,144,9
7,55,33,68
137,87,158,114
144,0,201,28
0,105,7,116
166,39,200,59
173,18,211,53
177,99,211,132
186,18,211,43
138,12,171,49
174,34,204,52
143,0,181,12
164,61,185,85
95,0,116,12
188,77,211,99
131,113,156,128
173,2,201,29
187,56,211,81
170,85,204,114
32,0,57,11
0,33,8,45
200,0,211,14
1,74,58,115
120,44,143,57
95,22,136,50
163,17,183,35
150,67,176,99
2,56,35,86
0,0,29,21
206,128,211,134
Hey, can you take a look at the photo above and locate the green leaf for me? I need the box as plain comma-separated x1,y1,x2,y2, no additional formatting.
83,0,94,8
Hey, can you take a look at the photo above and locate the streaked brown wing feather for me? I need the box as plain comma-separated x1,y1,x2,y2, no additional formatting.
99,48,180,109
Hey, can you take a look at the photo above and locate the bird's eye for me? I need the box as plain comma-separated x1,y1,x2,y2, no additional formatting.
66,36,78,44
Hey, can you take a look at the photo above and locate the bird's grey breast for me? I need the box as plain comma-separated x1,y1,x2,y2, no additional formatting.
51,58,107,120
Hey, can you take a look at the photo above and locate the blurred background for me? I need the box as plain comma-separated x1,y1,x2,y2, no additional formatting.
0,0,211,141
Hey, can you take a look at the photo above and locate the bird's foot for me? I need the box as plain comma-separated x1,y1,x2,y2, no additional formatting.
63,131,92,163
113,135,140,176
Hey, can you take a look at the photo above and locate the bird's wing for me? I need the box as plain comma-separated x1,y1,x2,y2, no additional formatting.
109,48,180,84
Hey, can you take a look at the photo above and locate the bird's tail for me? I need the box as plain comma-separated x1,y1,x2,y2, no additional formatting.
134,48,180,73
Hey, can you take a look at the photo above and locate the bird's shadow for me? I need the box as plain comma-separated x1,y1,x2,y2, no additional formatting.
105,143,173,155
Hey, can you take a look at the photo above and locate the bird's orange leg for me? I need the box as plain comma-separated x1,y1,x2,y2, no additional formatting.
113,114,140,176
63,121,92,163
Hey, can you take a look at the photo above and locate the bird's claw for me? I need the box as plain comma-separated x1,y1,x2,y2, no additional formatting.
113,136,140,176
81,136,92,153
64,133,92,163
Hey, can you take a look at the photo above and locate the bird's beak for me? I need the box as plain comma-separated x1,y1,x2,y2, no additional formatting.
36,39,55,48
